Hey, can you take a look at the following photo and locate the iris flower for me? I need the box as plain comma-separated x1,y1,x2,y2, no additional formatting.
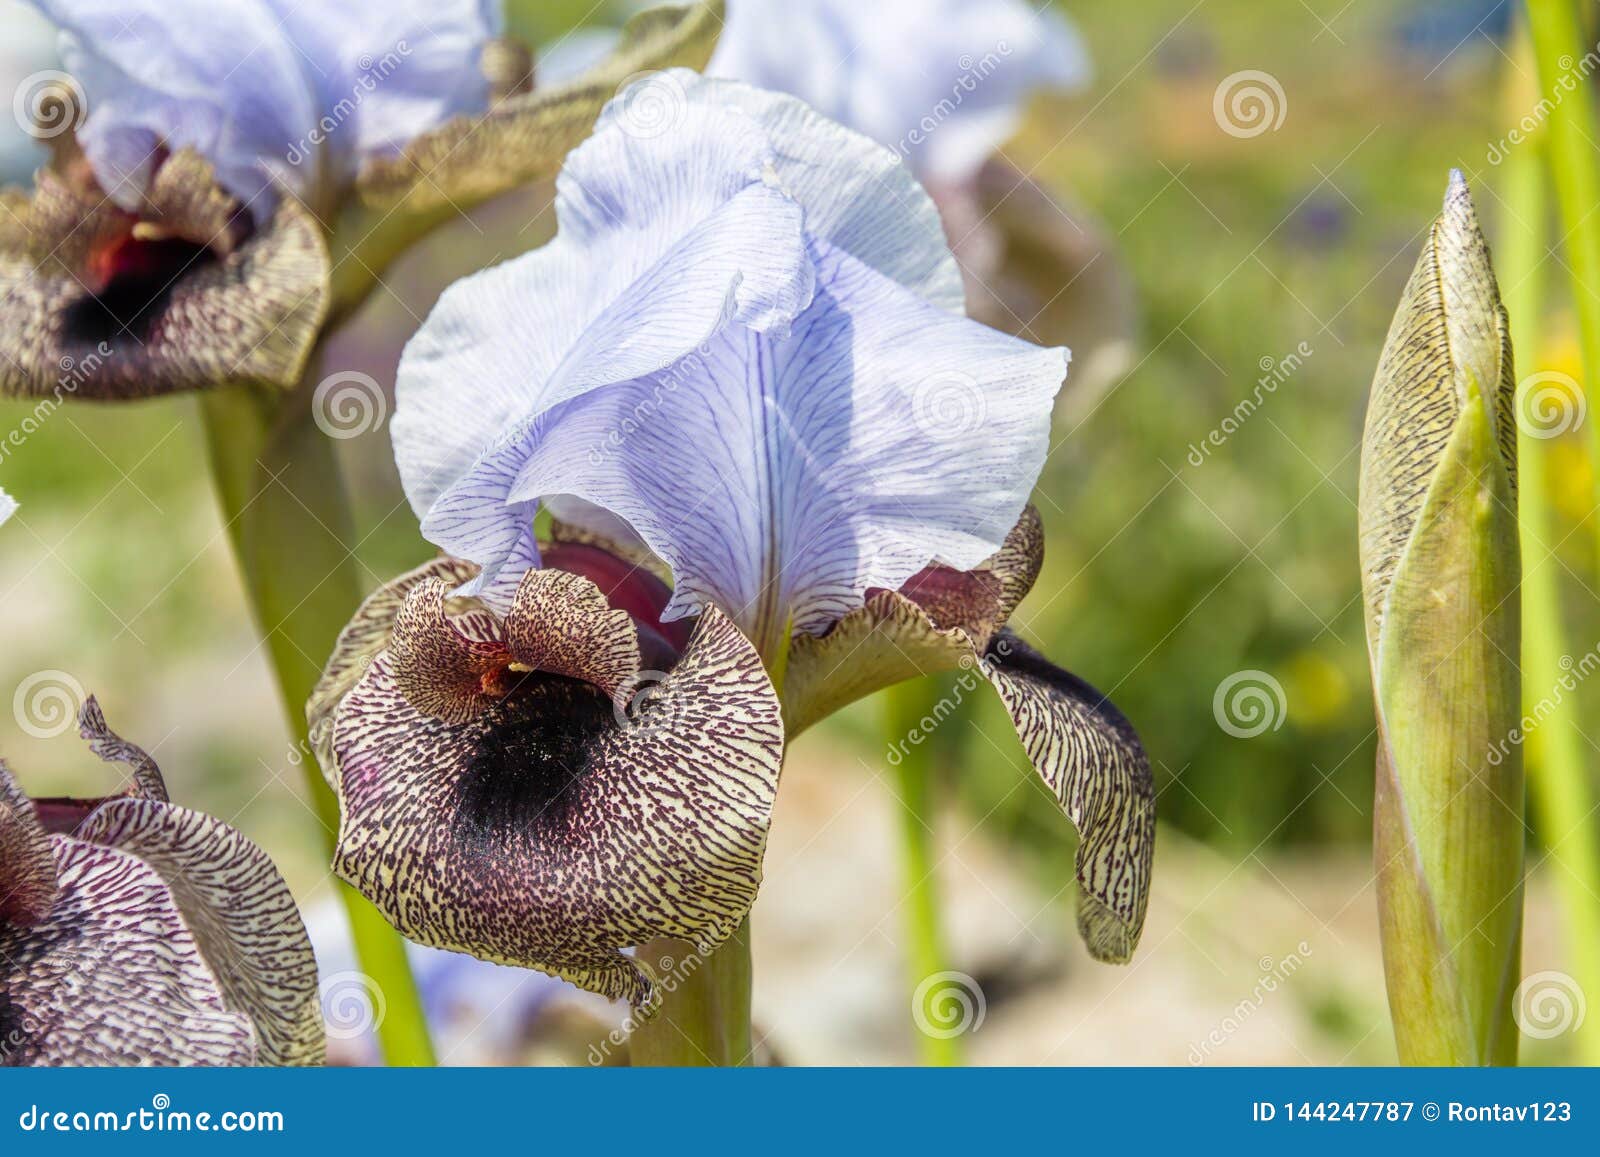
706,0,1136,401
0,0,724,399
1,698,323,1066
311,73,1154,1005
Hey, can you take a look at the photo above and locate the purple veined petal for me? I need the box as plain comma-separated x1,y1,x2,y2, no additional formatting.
262,0,501,188
396,73,979,612
501,236,1064,658
25,0,499,219
0,760,58,926
26,0,321,214
708,0,1091,186
0,837,262,1066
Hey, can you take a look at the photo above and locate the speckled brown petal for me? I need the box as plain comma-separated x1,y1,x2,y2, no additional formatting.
0,761,57,926
982,631,1154,962
307,556,480,790
353,1,725,215
507,568,640,704
390,578,512,726
0,837,260,1066
330,603,783,1005
0,153,329,399
782,507,1044,736
77,695,167,802
71,798,325,1065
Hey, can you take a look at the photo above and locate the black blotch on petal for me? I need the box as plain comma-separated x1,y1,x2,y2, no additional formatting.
454,673,614,852
64,236,216,346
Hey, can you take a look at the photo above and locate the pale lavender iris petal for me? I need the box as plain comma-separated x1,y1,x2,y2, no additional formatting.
709,0,1090,185
502,237,1065,653
27,0,499,215
29,0,318,212
395,73,1063,639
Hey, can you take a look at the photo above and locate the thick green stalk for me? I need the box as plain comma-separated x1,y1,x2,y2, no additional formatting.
198,381,436,1067
629,924,754,1065
1498,85,1600,1065
884,676,962,1066
1527,0,1600,571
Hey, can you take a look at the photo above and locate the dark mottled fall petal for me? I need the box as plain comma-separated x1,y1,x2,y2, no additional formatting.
353,1,725,215
981,631,1154,962
782,507,1044,736
0,837,259,1066
308,556,479,788
506,568,641,703
329,602,783,1005
77,695,168,802
71,798,325,1065
390,577,512,726
0,761,57,925
0,153,329,399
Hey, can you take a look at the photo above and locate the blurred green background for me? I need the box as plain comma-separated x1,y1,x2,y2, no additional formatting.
3,0,1588,1063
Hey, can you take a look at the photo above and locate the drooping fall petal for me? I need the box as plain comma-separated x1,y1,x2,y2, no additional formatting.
1358,172,1522,1066
0,701,324,1066
0,152,328,398
320,564,784,1005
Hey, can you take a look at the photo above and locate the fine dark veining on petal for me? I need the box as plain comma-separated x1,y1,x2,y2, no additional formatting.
982,632,1155,962
329,596,783,1005
0,762,58,926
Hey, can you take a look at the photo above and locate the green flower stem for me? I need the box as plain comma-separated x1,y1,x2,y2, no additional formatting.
198,379,436,1067
1528,0,1600,570
1498,75,1600,1066
630,924,754,1066
885,675,961,1067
